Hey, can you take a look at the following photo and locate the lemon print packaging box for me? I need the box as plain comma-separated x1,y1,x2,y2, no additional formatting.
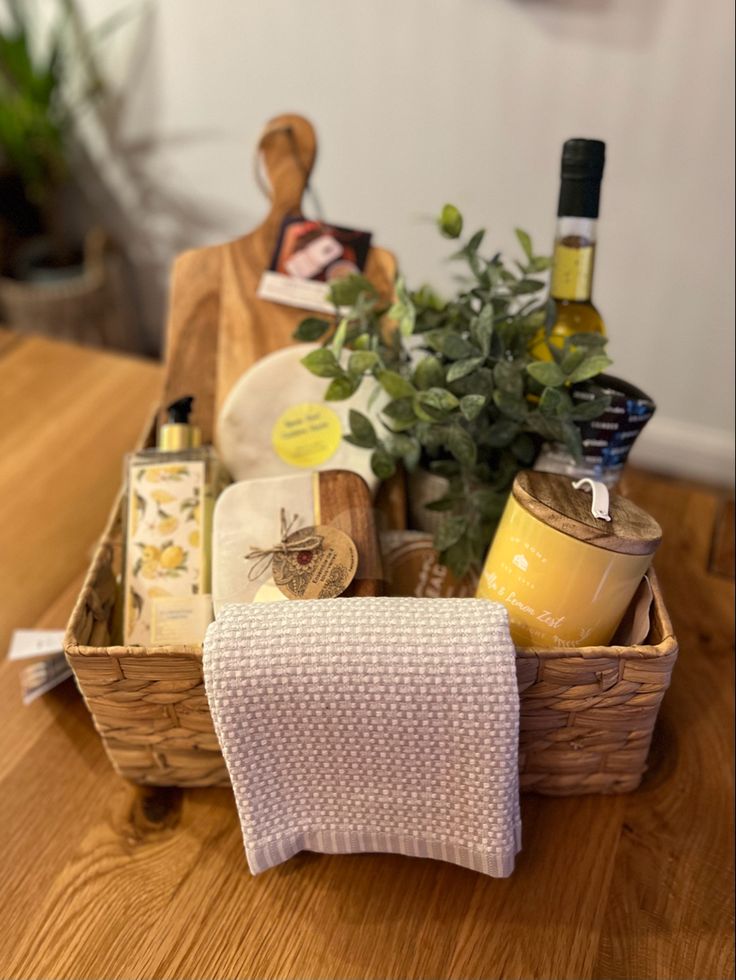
123,397,228,646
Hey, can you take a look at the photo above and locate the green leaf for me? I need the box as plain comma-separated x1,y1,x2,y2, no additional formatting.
465,229,486,254
382,432,412,455
414,387,459,421
493,360,524,396
387,276,416,337
403,442,421,471
570,394,612,421
348,350,379,375
347,409,377,448
413,354,445,390
471,303,494,356
526,360,566,387
384,433,420,470
301,348,343,378
330,317,348,358
528,255,551,272
474,487,507,520
446,356,484,383
567,354,613,384
486,419,520,447
539,386,574,417
515,228,533,260
442,333,478,360
424,329,450,354
434,514,468,551
370,448,396,480
429,458,460,478
438,203,463,239
412,284,446,312
448,366,494,398
378,370,415,399
460,394,486,421
511,433,537,465
327,274,377,307
367,382,384,411
525,415,565,442
566,332,608,349
492,390,528,421
447,425,477,466
325,376,358,400
293,317,330,342
440,534,473,577
382,397,416,424
383,433,420,471
514,279,546,294
560,421,583,461
560,346,587,375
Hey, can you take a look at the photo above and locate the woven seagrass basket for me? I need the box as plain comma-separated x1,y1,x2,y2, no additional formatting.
64,113,679,795
65,505,678,795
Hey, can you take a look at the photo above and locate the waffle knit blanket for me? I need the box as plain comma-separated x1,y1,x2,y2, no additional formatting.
203,597,521,877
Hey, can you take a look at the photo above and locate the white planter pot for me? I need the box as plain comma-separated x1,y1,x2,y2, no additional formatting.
407,468,450,536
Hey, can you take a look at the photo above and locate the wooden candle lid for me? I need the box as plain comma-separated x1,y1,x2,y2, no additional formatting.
512,471,662,556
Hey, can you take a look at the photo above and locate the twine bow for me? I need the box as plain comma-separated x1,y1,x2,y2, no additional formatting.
244,509,322,581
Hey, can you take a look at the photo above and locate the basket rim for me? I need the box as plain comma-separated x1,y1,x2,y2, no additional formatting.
64,527,678,664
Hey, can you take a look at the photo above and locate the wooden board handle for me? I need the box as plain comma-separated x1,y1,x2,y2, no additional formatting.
255,114,317,227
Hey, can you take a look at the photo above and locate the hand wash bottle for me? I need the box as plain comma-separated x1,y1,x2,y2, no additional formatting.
122,396,225,646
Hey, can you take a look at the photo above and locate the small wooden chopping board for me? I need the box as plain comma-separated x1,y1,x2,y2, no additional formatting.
160,113,397,444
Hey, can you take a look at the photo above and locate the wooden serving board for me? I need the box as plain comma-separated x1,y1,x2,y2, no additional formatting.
316,470,383,597
160,113,397,444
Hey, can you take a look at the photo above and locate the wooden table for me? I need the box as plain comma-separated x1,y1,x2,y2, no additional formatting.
0,332,733,980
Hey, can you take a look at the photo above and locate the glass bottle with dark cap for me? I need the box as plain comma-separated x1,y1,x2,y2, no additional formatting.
532,138,606,358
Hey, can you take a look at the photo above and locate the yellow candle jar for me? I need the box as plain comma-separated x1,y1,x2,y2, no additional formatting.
476,471,661,648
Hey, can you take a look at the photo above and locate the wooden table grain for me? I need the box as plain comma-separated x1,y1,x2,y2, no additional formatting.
0,332,733,980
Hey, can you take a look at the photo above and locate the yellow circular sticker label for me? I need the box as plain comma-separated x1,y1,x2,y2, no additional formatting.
271,402,342,469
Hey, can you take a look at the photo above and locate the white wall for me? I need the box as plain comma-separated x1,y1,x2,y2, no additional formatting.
78,0,735,484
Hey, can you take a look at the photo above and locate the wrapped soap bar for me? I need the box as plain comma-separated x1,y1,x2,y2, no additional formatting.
212,470,382,613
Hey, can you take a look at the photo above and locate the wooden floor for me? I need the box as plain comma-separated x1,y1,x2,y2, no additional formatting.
0,332,733,980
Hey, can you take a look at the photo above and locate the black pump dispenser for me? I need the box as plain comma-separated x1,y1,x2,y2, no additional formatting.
159,395,201,451
167,396,195,425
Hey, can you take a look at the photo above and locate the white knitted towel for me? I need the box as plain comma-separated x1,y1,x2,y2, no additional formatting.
203,597,521,877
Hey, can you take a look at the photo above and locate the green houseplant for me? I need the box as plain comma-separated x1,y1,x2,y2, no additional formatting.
0,0,136,347
294,205,613,576
0,0,110,272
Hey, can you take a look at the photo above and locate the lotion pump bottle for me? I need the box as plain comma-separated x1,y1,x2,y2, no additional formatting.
122,396,224,646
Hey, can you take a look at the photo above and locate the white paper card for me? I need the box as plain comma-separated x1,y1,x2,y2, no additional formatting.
257,271,347,316
8,629,66,661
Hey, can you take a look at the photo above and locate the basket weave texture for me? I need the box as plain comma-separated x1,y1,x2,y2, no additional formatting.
65,500,678,796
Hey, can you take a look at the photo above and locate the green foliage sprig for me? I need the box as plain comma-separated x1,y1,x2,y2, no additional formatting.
294,205,612,576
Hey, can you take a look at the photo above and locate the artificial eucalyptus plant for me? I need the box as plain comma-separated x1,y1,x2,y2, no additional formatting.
293,205,612,576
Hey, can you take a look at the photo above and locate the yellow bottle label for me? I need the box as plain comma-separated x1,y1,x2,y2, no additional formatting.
551,242,594,301
271,402,342,469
